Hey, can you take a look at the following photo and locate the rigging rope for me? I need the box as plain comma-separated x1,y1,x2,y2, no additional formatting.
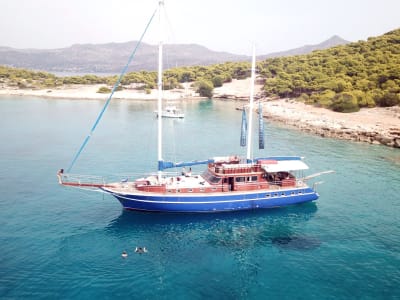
66,8,158,172
240,108,248,147
258,101,265,149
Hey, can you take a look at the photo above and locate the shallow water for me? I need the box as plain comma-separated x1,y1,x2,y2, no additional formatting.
1,96,399,299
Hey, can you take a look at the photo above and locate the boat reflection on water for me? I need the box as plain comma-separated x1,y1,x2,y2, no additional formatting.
105,203,320,252
206,203,320,251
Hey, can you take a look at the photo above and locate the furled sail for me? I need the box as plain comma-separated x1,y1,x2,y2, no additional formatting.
258,101,265,149
240,108,247,147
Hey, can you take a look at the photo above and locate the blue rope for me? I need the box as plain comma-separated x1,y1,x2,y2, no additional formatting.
66,8,157,172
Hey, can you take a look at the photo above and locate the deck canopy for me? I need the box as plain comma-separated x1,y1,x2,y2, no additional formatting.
260,159,309,173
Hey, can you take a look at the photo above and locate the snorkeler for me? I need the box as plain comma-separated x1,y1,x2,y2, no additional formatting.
135,247,148,254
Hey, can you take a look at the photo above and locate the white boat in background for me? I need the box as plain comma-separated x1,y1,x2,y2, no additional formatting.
156,105,184,118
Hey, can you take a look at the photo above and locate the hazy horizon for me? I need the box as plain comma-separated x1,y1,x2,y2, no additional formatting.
0,0,399,55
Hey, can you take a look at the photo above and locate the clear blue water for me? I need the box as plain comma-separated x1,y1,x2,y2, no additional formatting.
1,96,399,299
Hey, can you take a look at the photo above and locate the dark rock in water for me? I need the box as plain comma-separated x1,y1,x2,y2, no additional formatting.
271,235,321,250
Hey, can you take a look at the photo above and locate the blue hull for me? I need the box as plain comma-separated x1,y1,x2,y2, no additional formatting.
106,187,319,213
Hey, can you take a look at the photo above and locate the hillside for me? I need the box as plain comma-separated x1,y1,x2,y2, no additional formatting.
259,28,400,111
0,36,348,74
0,42,248,73
259,35,350,59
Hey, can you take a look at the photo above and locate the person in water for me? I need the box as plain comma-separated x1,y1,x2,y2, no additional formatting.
121,250,128,258
135,247,148,254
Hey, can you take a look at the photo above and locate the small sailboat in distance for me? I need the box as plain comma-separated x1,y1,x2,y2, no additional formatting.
155,105,184,118
57,1,333,213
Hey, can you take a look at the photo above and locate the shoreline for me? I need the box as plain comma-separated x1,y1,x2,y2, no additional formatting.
0,83,201,101
1,80,399,148
262,98,400,148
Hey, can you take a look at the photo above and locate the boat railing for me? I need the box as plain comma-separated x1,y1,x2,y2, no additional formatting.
212,163,262,174
57,173,109,189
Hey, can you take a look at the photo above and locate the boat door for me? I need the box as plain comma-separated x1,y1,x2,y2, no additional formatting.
228,177,234,191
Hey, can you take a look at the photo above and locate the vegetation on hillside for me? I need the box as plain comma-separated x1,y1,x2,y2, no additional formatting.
259,28,400,112
1,28,399,110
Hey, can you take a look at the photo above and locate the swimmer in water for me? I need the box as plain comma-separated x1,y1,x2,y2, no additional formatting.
121,250,128,258
135,247,148,254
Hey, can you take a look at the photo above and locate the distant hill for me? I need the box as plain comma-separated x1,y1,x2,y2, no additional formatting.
258,35,350,59
0,42,248,74
0,36,349,74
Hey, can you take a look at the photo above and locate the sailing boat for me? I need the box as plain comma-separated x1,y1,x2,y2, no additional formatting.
155,104,185,118
57,1,332,213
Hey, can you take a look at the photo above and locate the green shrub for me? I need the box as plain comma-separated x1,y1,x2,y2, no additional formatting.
315,89,336,107
297,93,309,103
97,86,111,94
212,75,223,87
196,80,213,98
330,92,360,112
375,92,400,107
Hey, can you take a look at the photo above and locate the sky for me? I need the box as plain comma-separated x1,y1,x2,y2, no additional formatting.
0,0,399,55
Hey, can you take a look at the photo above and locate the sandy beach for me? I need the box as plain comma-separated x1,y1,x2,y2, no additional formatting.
1,79,399,147
0,82,197,101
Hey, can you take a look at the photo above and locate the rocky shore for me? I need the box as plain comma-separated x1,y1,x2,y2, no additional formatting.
262,99,400,148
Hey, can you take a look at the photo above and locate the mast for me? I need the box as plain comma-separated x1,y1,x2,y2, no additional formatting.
246,44,256,161
157,1,164,181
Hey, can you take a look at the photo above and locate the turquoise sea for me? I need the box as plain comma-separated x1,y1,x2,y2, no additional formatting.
1,96,399,299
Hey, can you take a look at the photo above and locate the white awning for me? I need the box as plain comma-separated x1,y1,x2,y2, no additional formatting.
261,159,309,172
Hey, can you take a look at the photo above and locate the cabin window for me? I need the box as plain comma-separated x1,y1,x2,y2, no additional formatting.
188,189,193,193
266,194,270,197
177,189,181,193
202,170,221,184
236,177,245,182
210,176,221,184
246,176,258,182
